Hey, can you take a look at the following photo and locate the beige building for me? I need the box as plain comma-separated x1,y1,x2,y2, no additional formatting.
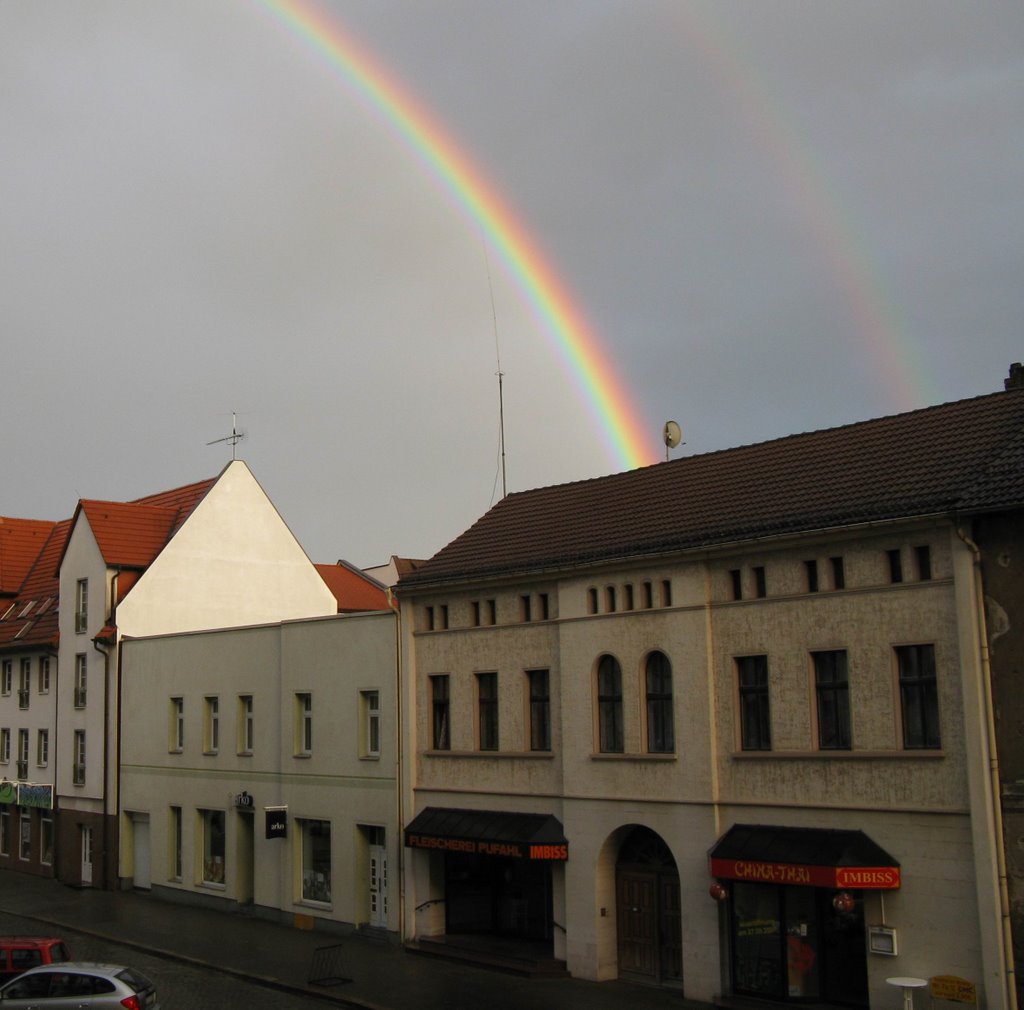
397,381,1023,1008
119,605,399,934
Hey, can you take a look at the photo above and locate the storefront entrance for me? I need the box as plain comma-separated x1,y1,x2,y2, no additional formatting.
446,851,552,941
616,827,682,987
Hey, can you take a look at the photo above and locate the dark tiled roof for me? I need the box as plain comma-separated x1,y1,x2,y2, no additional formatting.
401,388,1024,589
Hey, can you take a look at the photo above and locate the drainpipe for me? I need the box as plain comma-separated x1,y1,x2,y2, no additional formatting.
92,635,110,888
389,588,405,943
957,526,1018,1010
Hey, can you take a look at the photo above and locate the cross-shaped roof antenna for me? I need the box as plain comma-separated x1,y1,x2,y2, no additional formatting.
207,412,246,460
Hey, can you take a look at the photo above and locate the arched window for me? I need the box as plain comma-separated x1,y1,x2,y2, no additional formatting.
597,655,624,753
645,651,674,753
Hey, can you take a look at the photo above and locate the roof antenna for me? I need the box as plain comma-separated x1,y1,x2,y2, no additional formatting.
484,241,507,499
207,411,246,460
663,420,683,462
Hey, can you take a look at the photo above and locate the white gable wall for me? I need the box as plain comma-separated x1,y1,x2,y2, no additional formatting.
115,461,335,638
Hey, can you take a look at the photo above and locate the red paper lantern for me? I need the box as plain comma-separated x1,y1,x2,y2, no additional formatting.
832,891,855,913
709,881,729,902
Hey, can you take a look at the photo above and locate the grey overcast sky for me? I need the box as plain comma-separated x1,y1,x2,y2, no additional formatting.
2,1,1022,567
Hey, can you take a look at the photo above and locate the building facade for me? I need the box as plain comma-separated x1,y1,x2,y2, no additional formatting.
397,384,1023,1008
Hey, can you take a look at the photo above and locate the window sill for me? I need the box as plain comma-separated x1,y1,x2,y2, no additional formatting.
360,754,381,762
731,749,945,760
423,749,555,760
202,750,219,757
200,881,226,891
168,748,183,756
294,752,312,760
237,750,253,758
590,752,677,762
298,898,332,911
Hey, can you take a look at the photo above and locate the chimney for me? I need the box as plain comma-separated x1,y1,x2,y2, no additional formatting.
1005,362,1024,390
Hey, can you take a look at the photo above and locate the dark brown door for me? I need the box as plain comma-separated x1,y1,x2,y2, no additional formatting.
617,871,658,978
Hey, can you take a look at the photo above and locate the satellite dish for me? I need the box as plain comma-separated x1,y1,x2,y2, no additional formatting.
663,421,682,449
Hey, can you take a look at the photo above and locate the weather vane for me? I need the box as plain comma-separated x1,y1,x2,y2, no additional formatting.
207,411,246,460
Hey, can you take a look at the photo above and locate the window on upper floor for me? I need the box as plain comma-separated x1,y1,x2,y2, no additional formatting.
813,650,851,750
430,675,450,751
73,730,86,785
294,693,312,756
477,672,498,751
361,690,380,758
169,697,184,752
18,659,30,709
805,559,819,593
896,644,940,749
36,729,48,768
1,661,11,696
74,654,87,708
730,569,743,601
424,606,435,631
203,696,219,755
528,669,551,752
887,549,903,584
645,651,674,754
0,728,9,763
439,605,449,629
16,729,28,779
238,695,254,755
519,595,532,623
737,655,771,751
596,655,624,754
38,656,50,695
753,567,766,599
75,578,88,634
623,584,634,611
642,581,654,609
605,586,617,613
587,587,599,615
661,579,673,607
471,601,481,627
538,593,550,620
486,599,497,625
915,544,932,581
830,556,845,590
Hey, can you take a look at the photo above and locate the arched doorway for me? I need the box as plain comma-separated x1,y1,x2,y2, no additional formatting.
616,826,682,987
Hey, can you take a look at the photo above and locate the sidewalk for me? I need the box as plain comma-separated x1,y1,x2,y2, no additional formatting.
0,872,711,1010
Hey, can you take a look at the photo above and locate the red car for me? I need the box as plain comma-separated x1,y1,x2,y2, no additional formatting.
0,938,70,980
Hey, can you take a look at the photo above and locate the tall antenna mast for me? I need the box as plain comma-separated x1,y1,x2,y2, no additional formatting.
484,241,507,498
207,411,246,460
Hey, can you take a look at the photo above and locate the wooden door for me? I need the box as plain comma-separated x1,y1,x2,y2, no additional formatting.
617,871,658,978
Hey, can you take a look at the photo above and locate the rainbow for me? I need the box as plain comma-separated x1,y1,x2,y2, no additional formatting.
255,0,657,471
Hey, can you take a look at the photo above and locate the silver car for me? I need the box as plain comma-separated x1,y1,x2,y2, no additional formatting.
0,962,159,1009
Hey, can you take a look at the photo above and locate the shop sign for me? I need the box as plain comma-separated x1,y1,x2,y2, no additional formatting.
18,784,53,810
265,806,287,839
406,834,568,861
0,781,16,805
234,790,254,810
710,858,900,889
931,976,976,1004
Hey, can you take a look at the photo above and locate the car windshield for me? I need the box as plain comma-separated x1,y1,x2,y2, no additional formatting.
51,944,69,963
115,967,154,993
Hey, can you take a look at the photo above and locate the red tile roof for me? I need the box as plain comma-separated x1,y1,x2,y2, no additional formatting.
0,518,56,596
400,388,1024,589
315,562,392,613
0,520,71,649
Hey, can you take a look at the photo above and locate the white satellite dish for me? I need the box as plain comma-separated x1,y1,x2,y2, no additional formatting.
663,420,682,449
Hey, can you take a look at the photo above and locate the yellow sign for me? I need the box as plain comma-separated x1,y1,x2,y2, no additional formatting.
931,976,977,1004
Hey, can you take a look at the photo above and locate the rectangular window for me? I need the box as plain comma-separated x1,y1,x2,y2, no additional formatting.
38,656,50,694
238,695,254,755
737,655,771,751
897,644,940,749
813,650,851,750
753,566,766,599
597,655,624,753
439,604,449,629
645,652,675,753
39,816,53,866
642,581,654,609
203,696,219,755
471,601,481,627
18,659,30,709
519,595,532,622
477,672,499,751
486,599,496,625
0,728,9,763
19,812,30,861
887,549,903,584
661,579,673,607
362,690,381,757
605,585,617,612
169,806,182,881
74,654,87,708
915,544,932,581
805,559,819,593
587,587,599,614
201,809,225,885
1,660,11,695
424,605,435,631
75,578,88,633
730,569,743,601
295,693,312,756
0,811,8,855
17,729,28,779
73,730,86,785
528,669,551,752
430,675,450,750
36,729,48,768
538,593,550,620
170,697,184,752
623,585,634,611
300,819,332,903
830,556,845,590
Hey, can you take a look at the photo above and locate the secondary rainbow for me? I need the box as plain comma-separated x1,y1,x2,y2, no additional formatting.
255,0,656,471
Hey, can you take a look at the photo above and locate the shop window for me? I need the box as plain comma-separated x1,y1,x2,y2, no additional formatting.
38,656,50,694
203,696,219,755
39,816,53,866
75,578,88,633
645,651,675,753
737,655,771,751
477,673,498,751
74,654,87,708
0,810,8,855
528,669,551,752
361,690,380,757
169,697,184,752
813,650,851,750
597,655,624,753
238,695,254,755
897,644,940,749
915,544,932,581
294,693,312,756
19,812,30,861
169,806,183,881
887,549,903,584
300,819,332,903
200,809,225,885
430,675,450,750
73,730,86,785
830,556,845,590
730,569,743,601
